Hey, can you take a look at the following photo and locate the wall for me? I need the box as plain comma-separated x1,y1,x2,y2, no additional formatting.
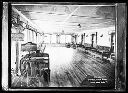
97,30,111,47
82,26,115,47
65,35,71,43
44,34,50,43
77,34,81,44
60,35,66,43
51,34,56,43
84,32,92,44
11,28,28,69
11,27,43,69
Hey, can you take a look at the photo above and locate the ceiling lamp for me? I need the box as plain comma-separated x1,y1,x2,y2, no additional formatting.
100,34,103,37
78,24,81,28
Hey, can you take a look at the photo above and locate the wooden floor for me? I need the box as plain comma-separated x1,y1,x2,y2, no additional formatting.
11,45,115,88
44,45,115,87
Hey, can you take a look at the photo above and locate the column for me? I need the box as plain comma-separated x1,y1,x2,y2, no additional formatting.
91,34,95,47
37,33,39,44
56,34,59,44
36,32,37,44
32,31,34,43
42,34,44,43
15,41,19,75
30,30,32,42
29,30,31,42
71,35,73,43
96,32,97,45
38,33,39,44
15,26,20,75
81,34,83,45
40,34,42,44
38,33,40,44
111,33,115,53
75,35,77,44
34,32,36,43
27,29,29,42
76,34,78,44
83,33,85,45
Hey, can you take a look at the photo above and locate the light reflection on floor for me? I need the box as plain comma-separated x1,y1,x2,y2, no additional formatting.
43,45,115,87
44,46,77,86
11,45,115,87
44,46,75,72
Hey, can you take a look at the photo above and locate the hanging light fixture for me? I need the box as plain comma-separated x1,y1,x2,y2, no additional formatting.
100,34,103,37
78,24,81,28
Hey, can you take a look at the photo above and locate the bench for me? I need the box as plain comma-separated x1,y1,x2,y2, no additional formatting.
96,45,111,59
83,43,112,60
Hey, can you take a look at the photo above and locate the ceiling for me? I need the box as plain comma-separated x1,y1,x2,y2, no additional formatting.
12,4,116,34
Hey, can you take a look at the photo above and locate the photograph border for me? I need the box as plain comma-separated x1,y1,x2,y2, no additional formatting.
2,2,126,91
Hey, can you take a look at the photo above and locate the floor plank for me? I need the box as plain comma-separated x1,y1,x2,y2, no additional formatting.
43,46,115,87
12,45,115,88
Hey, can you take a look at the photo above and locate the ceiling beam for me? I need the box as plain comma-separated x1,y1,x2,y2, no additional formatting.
19,10,67,16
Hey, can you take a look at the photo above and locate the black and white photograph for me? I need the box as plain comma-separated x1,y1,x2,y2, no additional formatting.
2,2,126,91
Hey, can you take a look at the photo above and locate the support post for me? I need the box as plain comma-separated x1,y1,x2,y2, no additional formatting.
91,34,95,47
15,15,20,75
58,35,60,44
27,29,29,42
76,34,78,44
15,41,19,75
96,32,97,45
111,33,115,53
83,33,85,45
32,31,34,42
71,35,73,43
81,34,83,45
36,33,37,44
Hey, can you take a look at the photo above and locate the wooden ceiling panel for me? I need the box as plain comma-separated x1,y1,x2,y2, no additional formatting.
13,5,116,34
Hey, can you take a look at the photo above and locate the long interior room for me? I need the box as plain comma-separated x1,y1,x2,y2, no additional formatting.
11,3,116,88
